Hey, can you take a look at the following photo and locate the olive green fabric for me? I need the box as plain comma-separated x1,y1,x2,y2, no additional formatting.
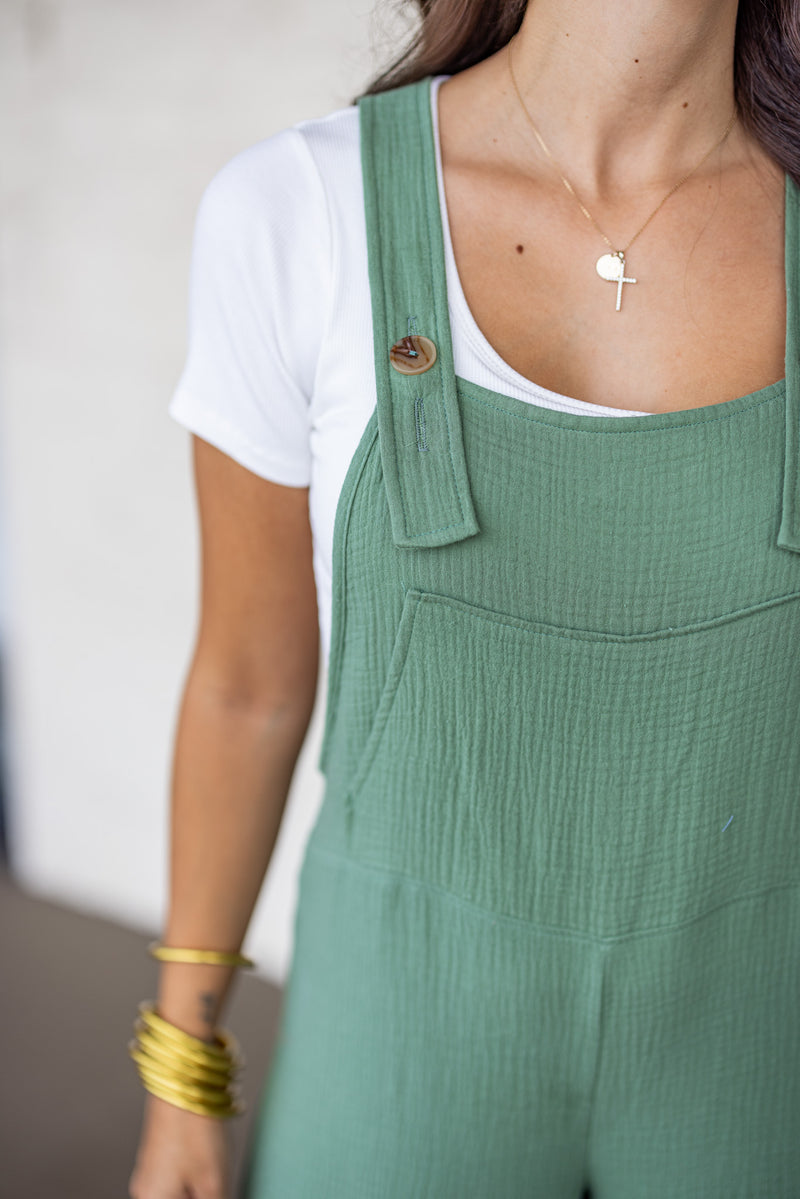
241,77,800,1198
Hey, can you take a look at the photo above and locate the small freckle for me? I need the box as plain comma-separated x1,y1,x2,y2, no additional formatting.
682,100,689,108
515,244,524,254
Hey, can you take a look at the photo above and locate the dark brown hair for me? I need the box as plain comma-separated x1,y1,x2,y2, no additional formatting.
354,0,800,187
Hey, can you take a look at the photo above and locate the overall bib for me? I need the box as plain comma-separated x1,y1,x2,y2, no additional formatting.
241,78,800,1199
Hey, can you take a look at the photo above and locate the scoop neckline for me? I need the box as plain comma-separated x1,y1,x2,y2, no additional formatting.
428,73,793,432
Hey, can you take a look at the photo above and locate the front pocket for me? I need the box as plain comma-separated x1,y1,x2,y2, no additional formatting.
345,588,424,806
344,588,800,937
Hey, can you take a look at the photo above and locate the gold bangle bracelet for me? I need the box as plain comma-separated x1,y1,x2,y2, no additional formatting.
136,1002,241,1059
129,1043,242,1102
135,1070,244,1119
133,1016,242,1073
132,1056,238,1106
130,999,247,1120
132,1032,235,1081
136,1002,242,1064
147,940,255,969
128,1059,231,1103
129,1039,234,1088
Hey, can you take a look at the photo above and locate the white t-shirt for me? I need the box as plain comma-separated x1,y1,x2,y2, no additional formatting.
168,75,645,668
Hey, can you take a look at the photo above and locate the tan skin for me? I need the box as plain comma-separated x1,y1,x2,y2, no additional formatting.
129,445,318,1199
130,2,787,1196
438,11,785,414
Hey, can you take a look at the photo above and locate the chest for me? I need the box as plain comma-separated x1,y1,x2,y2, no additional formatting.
440,151,787,414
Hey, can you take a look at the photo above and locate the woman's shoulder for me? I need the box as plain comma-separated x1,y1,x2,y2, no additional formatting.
167,100,366,488
196,100,362,237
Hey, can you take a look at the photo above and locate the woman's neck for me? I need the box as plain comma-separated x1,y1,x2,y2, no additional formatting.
503,0,743,201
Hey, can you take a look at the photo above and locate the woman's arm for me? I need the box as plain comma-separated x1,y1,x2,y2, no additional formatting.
155,432,320,1040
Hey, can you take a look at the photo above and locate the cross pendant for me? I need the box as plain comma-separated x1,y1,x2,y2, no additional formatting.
595,252,637,311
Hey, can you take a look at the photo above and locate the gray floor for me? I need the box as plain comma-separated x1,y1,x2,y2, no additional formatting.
0,863,282,1199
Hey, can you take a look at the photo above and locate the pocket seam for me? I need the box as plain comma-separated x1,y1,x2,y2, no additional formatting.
344,589,423,821
412,586,800,644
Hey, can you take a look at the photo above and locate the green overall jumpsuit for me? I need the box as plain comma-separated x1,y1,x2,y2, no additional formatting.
240,77,800,1198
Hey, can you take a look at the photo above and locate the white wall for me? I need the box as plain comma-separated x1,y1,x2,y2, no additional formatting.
0,0,416,984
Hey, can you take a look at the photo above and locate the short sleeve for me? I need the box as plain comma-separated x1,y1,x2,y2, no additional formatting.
167,125,332,486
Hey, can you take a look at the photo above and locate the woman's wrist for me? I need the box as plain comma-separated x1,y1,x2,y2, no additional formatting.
154,963,236,1041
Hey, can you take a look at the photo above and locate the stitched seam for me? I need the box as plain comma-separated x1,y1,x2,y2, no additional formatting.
344,591,422,809
414,396,428,451
318,418,380,769
459,383,785,432
306,844,800,946
398,516,465,537
415,587,800,643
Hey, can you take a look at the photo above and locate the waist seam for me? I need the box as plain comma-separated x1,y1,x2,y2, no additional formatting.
305,842,799,946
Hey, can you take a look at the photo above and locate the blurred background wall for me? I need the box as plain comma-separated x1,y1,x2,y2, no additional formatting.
0,0,414,985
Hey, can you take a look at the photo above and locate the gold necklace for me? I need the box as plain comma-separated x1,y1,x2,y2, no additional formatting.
506,38,739,311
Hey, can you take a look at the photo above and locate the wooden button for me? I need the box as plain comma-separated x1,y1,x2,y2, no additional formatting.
389,335,437,375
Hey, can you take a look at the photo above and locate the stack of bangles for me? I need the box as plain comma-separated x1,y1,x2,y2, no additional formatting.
128,940,256,1119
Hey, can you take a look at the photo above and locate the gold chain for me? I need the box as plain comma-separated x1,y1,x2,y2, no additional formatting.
506,37,738,257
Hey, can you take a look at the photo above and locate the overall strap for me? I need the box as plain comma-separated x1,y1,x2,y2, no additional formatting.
358,78,480,548
778,171,800,554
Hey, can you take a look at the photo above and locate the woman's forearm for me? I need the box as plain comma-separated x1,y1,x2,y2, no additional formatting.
153,664,316,1042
